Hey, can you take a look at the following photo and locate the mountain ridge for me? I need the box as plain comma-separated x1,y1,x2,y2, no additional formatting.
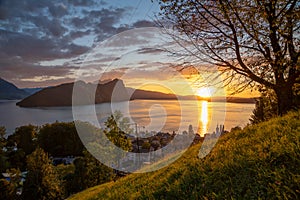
0,77,29,100
17,79,130,107
16,79,255,107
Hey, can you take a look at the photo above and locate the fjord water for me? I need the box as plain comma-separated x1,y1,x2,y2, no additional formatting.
0,100,254,135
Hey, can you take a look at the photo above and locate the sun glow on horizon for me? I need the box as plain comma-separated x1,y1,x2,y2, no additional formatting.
197,87,214,98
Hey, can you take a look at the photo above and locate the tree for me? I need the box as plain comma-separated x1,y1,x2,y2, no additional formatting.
158,0,299,115
6,149,26,172
38,122,84,157
0,179,17,200
104,111,132,168
7,125,37,155
0,168,23,199
0,126,10,172
105,110,133,138
22,147,63,200
0,126,6,149
250,88,278,124
68,150,114,193
5,125,37,171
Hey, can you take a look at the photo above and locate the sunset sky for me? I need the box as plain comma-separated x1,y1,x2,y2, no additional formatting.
0,0,159,85
0,0,258,97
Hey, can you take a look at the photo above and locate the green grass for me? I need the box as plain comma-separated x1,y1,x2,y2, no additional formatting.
69,111,300,200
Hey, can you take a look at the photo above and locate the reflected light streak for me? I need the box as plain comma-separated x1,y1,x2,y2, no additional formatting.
200,101,208,136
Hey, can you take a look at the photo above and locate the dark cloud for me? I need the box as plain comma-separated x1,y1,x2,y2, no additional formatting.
69,30,91,39
0,0,128,63
0,56,79,87
49,19,68,36
48,3,68,17
84,8,128,41
67,0,97,7
71,17,89,29
0,29,89,61
28,15,67,36
116,25,131,33
0,0,52,20
137,48,165,55
102,29,152,48
0,0,158,86
133,20,157,28
92,56,121,63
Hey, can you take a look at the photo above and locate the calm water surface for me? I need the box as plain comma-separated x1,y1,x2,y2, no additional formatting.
0,100,254,135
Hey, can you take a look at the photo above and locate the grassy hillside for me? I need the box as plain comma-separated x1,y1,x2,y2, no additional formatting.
69,111,300,200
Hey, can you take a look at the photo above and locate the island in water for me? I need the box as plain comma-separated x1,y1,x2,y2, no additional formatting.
15,79,255,107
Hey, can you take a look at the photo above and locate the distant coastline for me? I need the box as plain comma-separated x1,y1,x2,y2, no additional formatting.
0,78,255,107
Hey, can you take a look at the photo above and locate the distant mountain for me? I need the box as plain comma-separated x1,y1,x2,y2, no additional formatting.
17,79,130,107
0,78,29,100
16,79,255,107
127,88,178,100
22,87,44,95
128,88,216,101
214,96,256,104
128,88,255,103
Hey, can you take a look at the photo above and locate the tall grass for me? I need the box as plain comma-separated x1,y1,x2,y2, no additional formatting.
69,110,300,200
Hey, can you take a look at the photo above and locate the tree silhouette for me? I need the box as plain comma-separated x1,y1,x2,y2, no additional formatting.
0,126,9,172
69,150,114,193
104,111,132,168
22,148,63,200
0,179,17,200
38,122,84,157
250,88,278,123
7,125,37,155
159,0,299,115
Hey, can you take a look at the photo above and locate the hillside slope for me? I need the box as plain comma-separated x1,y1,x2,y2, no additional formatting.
0,77,29,100
69,111,300,200
17,79,130,107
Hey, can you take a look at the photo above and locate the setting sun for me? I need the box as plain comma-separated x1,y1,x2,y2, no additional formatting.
197,87,213,98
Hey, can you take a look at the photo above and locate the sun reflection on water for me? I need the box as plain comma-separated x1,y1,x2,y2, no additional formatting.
200,101,208,136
